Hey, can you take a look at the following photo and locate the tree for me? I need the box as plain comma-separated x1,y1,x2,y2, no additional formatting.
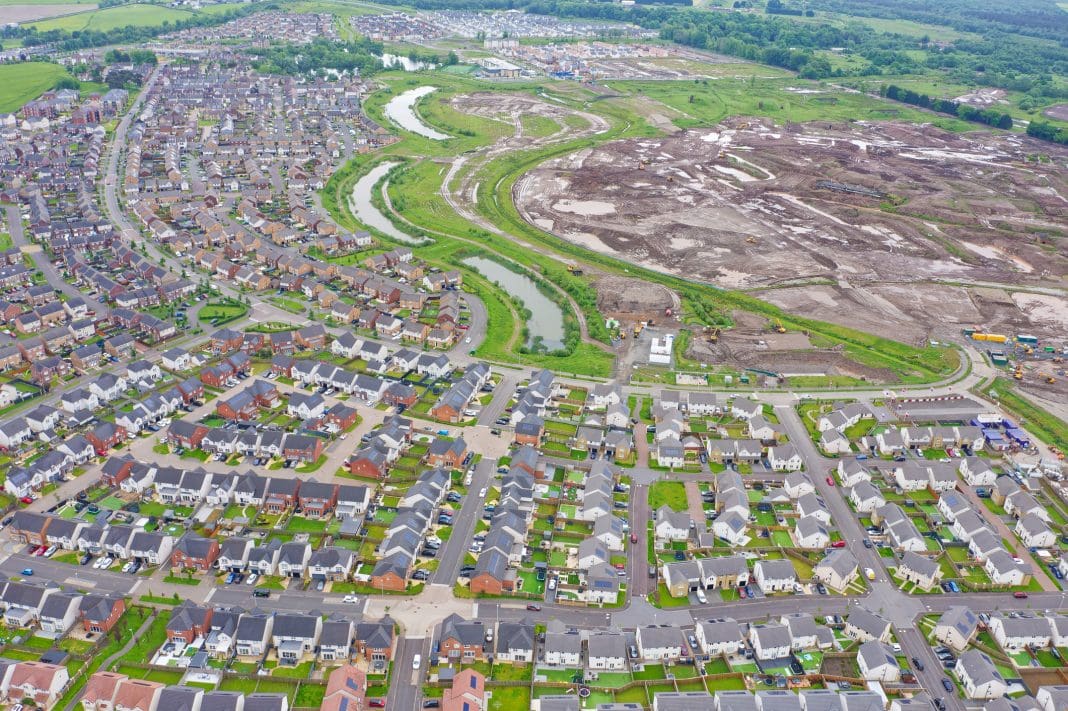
54,76,80,91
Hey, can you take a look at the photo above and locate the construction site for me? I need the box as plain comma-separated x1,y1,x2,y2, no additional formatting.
515,117,1068,357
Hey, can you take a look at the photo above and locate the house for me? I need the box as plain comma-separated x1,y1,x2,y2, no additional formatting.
955,650,1007,699
783,471,815,499
171,535,220,572
321,666,367,711
813,549,859,592
235,613,274,658
167,602,213,645
857,640,901,682
308,547,355,582
112,677,165,711
80,594,126,635
960,457,997,487
543,632,582,667
636,625,683,661
81,671,126,711
934,606,979,652
272,613,323,665
1036,687,1068,711
750,623,792,660
695,619,746,657
849,481,885,513
896,552,942,591
985,550,1031,586
986,610,1046,649
496,620,535,664
439,614,486,661
6,661,69,708
128,531,174,567
426,436,468,469
39,592,82,638
353,619,394,663
794,516,830,550
654,506,691,542
1016,514,1055,549
587,632,627,670
442,669,485,711
278,542,312,578
844,608,891,643
753,559,797,594
319,618,354,662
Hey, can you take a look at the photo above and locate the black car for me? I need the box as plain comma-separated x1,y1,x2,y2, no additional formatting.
423,700,440,708
912,657,924,671
420,548,437,558
934,700,946,711
941,678,953,692
673,551,686,561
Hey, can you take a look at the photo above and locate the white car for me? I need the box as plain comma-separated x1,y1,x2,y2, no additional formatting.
245,573,259,585
479,487,487,498
43,545,57,558
695,588,707,604
412,654,421,670
343,595,359,604
96,557,113,570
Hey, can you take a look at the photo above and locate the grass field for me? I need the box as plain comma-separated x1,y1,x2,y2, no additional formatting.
981,379,1068,453
649,481,688,512
29,3,198,31
0,62,71,114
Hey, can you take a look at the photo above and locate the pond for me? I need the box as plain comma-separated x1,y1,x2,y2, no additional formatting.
462,256,566,351
383,86,450,140
348,162,427,245
382,53,436,72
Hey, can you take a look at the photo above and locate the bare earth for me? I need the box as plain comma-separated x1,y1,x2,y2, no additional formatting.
516,118,1068,345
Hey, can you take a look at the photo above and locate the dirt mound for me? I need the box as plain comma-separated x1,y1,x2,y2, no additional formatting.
596,274,675,319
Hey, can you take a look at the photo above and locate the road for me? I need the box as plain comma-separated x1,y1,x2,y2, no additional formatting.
430,458,493,585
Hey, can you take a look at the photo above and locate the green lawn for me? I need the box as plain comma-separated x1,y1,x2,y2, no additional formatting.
649,481,688,511
30,3,201,32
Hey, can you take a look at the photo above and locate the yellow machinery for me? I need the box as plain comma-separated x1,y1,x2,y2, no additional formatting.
774,320,786,334
1014,366,1024,380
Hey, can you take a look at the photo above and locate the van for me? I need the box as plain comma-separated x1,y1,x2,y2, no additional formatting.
648,565,657,578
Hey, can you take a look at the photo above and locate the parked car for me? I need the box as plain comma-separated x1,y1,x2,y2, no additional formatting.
526,604,541,611
941,678,953,692
912,657,924,671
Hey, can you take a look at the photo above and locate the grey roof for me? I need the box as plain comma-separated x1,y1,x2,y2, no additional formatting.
847,608,891,639
156,686,203,711
655,692,717,711
320,618,353,647
937,606,978,640
857,639,896,671
544,631,581,655
244,695,287,711
497,620,535,655
899,551,940,580
201,692,244,711
957,649,1004,687
273,613,319,639
638,625,683,650
587,631,626,659
751,623,792,650
798,690,843,711
756,691,803,711
440,613,484,646
697,619,744,645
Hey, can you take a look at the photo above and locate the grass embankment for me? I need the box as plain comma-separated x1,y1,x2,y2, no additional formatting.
0,62,85,114
981,378,1068,452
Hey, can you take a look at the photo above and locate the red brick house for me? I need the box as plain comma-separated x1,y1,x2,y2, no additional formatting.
171,535,220,572
80,594,126,634
87,422,127,456
100,456,135,487
297,479,338,518
426,436,468,470
347,448,388,479
165,601,213,644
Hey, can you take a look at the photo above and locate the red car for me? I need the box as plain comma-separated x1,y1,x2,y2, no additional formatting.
738,587,747,599
831,540,847,548
1014,592,1029,599
826,477,834,486
630,533,638,544
19,497,33,505
369,700,386,708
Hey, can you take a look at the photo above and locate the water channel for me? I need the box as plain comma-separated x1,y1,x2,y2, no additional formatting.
462,256,566,351
383,86,450,141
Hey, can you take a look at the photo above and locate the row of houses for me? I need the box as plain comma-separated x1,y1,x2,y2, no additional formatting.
370,467,452,591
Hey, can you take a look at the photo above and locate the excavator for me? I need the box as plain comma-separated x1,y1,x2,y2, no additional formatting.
774,319,786,334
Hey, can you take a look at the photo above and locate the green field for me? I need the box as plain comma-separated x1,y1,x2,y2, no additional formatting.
982,379,1068,452
29,3,198,31
0,62,72,114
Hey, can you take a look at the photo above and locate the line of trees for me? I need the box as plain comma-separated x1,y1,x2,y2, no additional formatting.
1026,121,1068,145
880,84,1013,128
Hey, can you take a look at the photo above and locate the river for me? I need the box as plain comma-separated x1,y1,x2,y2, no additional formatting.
383,86,450,141
348,162,427,245
462,256,566,351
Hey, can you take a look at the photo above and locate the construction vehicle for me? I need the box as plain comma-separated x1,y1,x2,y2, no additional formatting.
1014,366,1024,380
565,263,583,276
633,323,643,337
619,329,626,340
746,236,757,244
1046,376,1056,384
707,327,720,343
774,320,786,334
